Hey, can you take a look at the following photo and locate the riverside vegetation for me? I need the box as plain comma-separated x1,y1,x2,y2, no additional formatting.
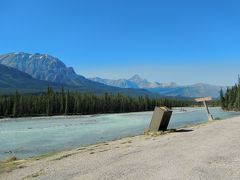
220,77,240,111
0,87,194,118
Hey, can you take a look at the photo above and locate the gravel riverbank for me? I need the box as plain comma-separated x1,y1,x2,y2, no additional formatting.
1,116,240,180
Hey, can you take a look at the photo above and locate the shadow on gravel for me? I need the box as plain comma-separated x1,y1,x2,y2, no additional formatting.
169,129,193,133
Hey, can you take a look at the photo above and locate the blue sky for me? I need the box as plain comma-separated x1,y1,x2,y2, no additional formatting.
0,0,239,85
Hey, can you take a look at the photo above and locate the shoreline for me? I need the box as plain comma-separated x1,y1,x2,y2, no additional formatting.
0,116,240,179
0,107,236,161
0,106,221,122
0,121,209,174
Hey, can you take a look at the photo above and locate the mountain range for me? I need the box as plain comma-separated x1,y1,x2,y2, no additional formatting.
0,52,224,98
89,75,225,98
0,52,154,96
90,75,177,89
0,63,76,93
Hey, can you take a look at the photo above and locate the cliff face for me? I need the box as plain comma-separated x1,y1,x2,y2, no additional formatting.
0,52,86,86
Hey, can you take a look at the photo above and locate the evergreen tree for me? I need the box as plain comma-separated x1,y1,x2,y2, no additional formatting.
65,90,70,115
12,91,20,117
220,88,225,109
0,88,195,118
220,76,240,111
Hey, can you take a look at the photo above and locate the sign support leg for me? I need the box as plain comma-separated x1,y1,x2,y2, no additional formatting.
203,101,213,121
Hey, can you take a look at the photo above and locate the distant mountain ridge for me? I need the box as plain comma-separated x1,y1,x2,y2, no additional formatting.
90,74,177,89
0,52,224,98
89,75,225,98
0,52,157,96
90,77,139,89
0,63,71,93
148,83,224,98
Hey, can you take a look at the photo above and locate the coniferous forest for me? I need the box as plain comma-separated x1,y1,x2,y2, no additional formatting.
0,87,194,118
220,77,240,111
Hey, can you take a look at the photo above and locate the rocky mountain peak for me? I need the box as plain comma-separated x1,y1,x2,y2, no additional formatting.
129,74,145,81
0,52,80,85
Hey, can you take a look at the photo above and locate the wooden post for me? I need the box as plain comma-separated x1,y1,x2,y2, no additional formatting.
195,97,213,121
202,101,213,121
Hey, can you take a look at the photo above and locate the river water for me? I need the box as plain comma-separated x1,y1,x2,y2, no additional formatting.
0,107,239,160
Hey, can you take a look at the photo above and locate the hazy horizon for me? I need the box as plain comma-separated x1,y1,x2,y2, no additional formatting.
1,0,239,86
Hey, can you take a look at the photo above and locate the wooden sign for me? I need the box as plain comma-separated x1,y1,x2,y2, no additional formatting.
195,96,213,121
195,96,212,102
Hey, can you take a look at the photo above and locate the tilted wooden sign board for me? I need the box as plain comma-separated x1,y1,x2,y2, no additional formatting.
195,96,213,121
195,96,212,102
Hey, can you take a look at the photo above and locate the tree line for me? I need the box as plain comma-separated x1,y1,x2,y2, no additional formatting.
0,87,194,118
220,77,240,111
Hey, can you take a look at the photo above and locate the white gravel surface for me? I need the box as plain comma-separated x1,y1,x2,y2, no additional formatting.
1,116,240,180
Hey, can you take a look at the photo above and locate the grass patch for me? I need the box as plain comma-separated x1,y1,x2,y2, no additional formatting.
0,152,57,174
0,160,23,174
53,153,73,161
30,152,57,161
